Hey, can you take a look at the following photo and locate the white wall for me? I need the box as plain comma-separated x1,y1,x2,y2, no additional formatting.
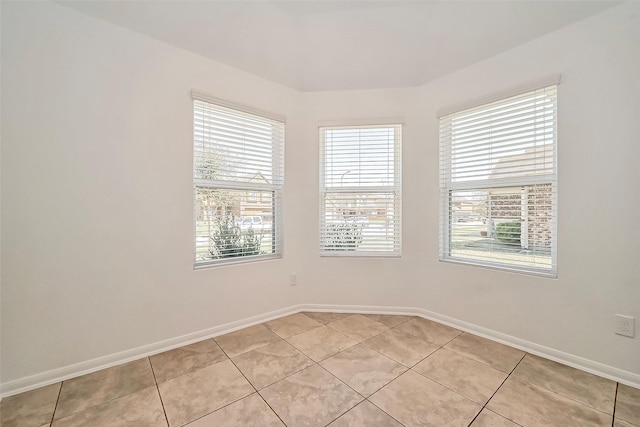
0,1,303,384
299,1,640,375
1,0,639,392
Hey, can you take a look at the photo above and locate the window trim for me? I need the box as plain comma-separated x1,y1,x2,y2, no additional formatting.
192,92,285,269
439,84,558,277
319,123,402,257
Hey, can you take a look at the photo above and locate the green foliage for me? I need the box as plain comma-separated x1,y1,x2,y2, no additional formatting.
209,213,262,258
495,221,521,245
324,223,363,251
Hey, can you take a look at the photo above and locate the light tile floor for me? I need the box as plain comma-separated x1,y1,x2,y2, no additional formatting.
2,312,639,427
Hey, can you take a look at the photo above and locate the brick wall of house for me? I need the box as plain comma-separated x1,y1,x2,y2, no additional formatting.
489,184,552,249
489,193,522,219
527,184,553,249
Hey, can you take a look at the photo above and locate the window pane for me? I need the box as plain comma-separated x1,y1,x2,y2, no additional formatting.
195,188,276,262
449,186,553,270
194,100,284,185
440,85,557,275
320,124,402,256
193,96,284,267
324,127,396,187
321,192,400,253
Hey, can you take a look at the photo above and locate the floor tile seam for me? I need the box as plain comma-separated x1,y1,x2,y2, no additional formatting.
284,335,359,364
385,316,417,329
147,355,171,427
362,398,408,427
152,355,233,385
407,365,489,408
215,334,284,359
51,384,160,424
151,386,170,427
229,338,310,363
147,337,223,364
466,408,526,427
52,358,158,421
393,326,456,348
429,346,514,376
319,399,366,427
49,381,64,424
225,353,260,395
310,362,367,401
228,339,317,390
508,369,617,416
317,346,410,398
285,322,355,343
262,317,324,340
254,392,288,427
469,354,525,427
507,373,615,418
248,360,317,392
362,330,446,369
162,352,259,424
322,322,389,343
438,344,518,374
614,418,640,427
255,363,363,427
275,324,325,340
611,382,618,427
352,339,424,370
252,361,324,396
612,382,640,427
177,392,275,427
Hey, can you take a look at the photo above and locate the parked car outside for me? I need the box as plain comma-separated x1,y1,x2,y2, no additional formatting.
238,216,264,230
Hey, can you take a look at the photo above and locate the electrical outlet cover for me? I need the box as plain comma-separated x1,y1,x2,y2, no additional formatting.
615,314,635,338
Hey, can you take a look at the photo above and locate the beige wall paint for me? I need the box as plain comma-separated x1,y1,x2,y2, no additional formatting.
1,0,638,389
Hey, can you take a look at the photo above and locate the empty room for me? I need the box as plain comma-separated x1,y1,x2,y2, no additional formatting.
1,1,639,426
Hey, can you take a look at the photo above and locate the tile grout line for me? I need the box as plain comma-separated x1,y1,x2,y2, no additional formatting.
311,363,367,426
467,352,527,427
507,357,618,419
362,398,407,427
611,382,618,427
49,379,64,425
441,332,528,375
175,340,271,427
288,319,413,425
213,339,293,427
291,317,435,426
9,313,633,426
147,356,171,427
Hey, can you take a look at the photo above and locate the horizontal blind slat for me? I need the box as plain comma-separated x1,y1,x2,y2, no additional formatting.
440,85,557,275
193,96,284,266
320,125,402,256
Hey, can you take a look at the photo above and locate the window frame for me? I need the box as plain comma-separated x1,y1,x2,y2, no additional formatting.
439,83,558,277
319,123,402,257
192,92,285,269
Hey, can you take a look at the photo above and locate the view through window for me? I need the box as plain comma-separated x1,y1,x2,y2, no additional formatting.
439,85,557,276
193,94,284,267
320,125,402,256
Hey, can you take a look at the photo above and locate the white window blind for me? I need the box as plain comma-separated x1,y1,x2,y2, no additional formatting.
193,94,284,267
439,85,557,276
320,125,402,256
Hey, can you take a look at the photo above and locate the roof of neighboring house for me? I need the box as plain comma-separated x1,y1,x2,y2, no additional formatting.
489,146,553,180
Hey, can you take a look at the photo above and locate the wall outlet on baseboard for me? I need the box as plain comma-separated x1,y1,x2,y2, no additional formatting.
615,314,635,338
289,273,297,286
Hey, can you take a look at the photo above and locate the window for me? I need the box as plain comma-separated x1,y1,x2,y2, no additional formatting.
320,124,402,256
439,85,557,276
193,92,284,267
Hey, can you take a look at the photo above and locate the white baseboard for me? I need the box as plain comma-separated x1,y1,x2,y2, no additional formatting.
2,303,638,398
0,304,303,398
301,303,640,388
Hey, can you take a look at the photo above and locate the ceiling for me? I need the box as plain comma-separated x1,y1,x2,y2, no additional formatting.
57,0,621,92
